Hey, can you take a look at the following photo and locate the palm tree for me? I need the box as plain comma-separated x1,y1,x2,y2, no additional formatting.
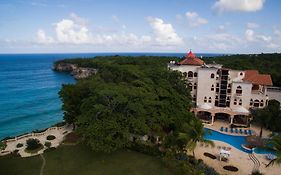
185,120,214,158
252,108,269,137
264,135,281,167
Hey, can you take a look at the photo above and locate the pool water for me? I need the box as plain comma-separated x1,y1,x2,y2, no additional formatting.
204,128,252,153
204,128,276,155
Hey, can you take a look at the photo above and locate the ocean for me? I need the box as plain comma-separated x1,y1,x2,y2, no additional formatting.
0,52,221,140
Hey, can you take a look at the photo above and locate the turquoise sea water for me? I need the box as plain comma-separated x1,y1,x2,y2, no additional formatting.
0,53,222,140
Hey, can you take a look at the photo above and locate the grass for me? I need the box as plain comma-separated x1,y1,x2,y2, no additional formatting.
0,144,175,175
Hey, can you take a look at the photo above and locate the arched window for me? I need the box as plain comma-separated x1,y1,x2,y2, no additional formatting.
194,72,198,77
216,96,218,100
240,72,243,76
260,100,264,107
227,96,230,101
188,83,193,91
211,84,214,91
204,97,207,103
211,73,215,78
239,99,242,105
234,99,237,105
254,99,260,107
193,95,196,101
194,83,197,90
208,97,212,103
188,71,193,78
236,86,242,95
250,99,253,106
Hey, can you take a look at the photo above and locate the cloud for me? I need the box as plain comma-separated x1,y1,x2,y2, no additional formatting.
245,29,271,42
185,12,208,27
147,17,183,45
213,0,265,13
54,19,91,44
247,22,259,29
35,13,162,50
36,29,54,44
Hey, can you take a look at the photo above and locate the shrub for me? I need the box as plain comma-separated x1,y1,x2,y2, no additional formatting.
44,141,51,148
129,142,162,157
53,121,66,127
0,141,7,150
46,135,56,140
26,138,41,150
16,143,23,148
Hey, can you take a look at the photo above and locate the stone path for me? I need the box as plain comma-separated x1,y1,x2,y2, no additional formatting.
40,154,46,175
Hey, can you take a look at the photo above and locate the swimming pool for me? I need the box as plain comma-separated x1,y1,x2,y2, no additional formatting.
204,128,252,153
204,128,277,155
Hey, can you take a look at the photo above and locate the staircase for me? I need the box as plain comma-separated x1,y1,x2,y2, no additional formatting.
249,153,260,173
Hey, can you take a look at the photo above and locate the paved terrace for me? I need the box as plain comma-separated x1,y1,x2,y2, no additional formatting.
0,124,73,157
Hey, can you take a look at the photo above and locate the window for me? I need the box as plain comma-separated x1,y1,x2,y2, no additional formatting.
253,99,260,107
215,96,218,100
183,72,187,77
240,72,243,76
211,84,214,91
239,99,242,106
188,71,193,78
204,97,207,103
227,96,230,101
194,83,197,90
250,99,253,106
193,95,196,101
194,72,197,77
234,99,237,105
208,97,212,103
188,83,193,91
260,100,264,107
211,73,215,78
236,86,242,95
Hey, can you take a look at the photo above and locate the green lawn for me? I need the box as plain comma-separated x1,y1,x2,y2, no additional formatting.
0,144,175,175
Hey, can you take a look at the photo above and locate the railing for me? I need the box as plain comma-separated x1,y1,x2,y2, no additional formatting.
4,125,68,143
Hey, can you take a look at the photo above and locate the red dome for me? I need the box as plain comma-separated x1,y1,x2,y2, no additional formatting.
178,50,204,66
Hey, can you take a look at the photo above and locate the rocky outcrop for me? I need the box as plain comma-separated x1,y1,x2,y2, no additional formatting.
54,63,97,79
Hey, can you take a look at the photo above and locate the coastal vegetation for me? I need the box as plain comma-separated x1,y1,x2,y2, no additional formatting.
57,56,217,174
203,53,281,86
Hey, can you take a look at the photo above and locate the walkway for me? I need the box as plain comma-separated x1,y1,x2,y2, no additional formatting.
40,154,46,175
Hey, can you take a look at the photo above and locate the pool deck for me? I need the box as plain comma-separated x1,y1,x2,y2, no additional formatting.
204,120,272,138
193,140,281,175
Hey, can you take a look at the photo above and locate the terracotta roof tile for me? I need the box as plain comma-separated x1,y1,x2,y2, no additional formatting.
178,51,204,66
244,70,273,86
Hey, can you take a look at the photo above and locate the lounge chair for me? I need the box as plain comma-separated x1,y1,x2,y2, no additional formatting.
230,128,234,133
220,127,224,131
239,129,243,134
225,127,228,132
244,130,248,135
249,130,252,135
235,128,238,133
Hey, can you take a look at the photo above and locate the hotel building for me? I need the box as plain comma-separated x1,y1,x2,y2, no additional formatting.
168,51,273,127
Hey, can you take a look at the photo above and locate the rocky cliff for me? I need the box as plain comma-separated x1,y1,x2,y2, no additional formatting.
53,63,97,79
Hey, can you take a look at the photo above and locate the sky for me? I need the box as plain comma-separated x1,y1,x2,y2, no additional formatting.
0,0,281,54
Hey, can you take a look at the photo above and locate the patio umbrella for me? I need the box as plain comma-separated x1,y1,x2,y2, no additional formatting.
246,135,264,148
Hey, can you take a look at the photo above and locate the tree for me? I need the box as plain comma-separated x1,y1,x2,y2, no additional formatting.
252,100,281,137
186,120,214,158
26,138,41,150
59,56,195,153
252,108,270,137
264,135,281,167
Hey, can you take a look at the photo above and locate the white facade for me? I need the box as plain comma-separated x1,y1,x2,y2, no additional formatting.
168,58,271,126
